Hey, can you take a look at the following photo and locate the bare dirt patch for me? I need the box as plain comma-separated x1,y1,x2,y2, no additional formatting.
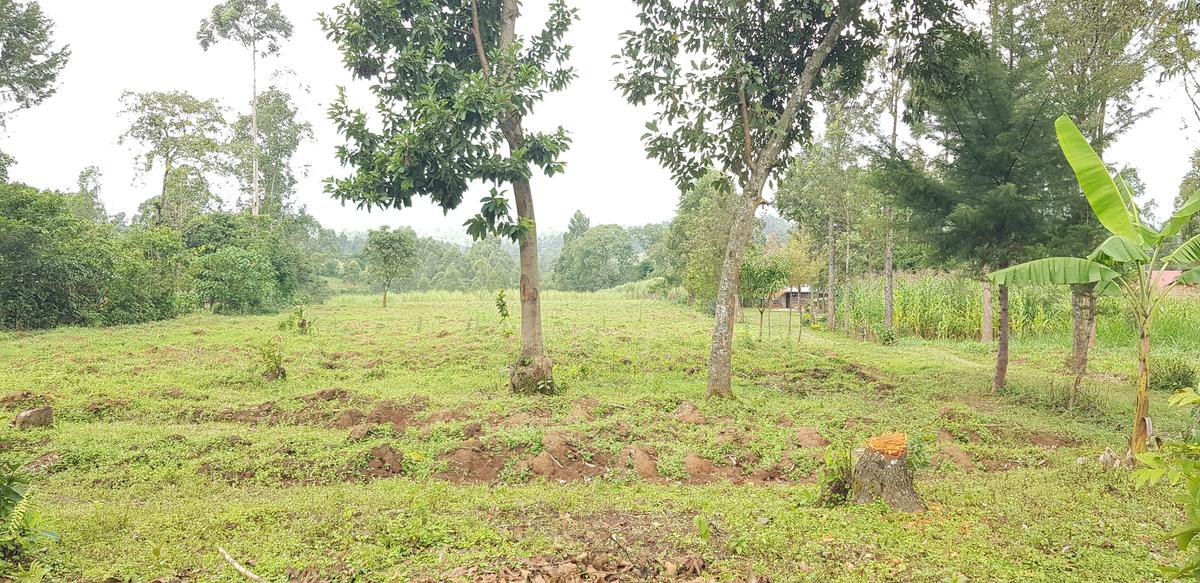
517,430,609,482
0,391,50,409
440,438,520,484
794,427,830,448
674,401,706,425
618,446,661,481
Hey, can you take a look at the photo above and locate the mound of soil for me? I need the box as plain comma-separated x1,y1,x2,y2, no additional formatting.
674,401,706,425
794,427,830,448
362,444,405,478
618,446,661,481
517,430,608,482
440,438,516,484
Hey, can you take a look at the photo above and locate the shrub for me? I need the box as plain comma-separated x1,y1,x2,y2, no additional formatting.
193,246,276,313
0,464,57,577
815,446,853,507
1152,358,1198,393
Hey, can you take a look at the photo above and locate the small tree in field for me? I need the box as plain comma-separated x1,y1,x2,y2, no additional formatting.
989,115,1200,457
363,227,417,309
321,0,576,395
739,250,789,341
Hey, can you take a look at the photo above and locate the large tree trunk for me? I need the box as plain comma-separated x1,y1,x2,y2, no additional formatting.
981,280,993,343
706,190,762,399
509,177,553,394
1131,321,1151,454
884,207,895,332
992,284,1010,392
826,216,837,330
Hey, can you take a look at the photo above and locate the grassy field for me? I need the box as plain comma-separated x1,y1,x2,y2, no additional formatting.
0,291,1192,581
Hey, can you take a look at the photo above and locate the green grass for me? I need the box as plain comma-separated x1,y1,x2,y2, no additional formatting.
0,291,1191,581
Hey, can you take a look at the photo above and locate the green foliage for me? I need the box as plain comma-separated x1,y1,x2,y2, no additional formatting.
564,211,590,245
1134,388,1200,579
194,246,276,313
197,0,294,56
495,289,509,323
0,182,114,329
1153,359,1198,393
253,338,286,381
363,226,418,294
815,446,853,507
662,171,755,308
277,306,313,335
0,0,70,126
554,225,639,292
228,87,312,216
320,0,577,239
614,0,965,188
0,464,56,577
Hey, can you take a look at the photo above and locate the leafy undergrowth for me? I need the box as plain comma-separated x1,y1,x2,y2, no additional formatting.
0,291,1189,581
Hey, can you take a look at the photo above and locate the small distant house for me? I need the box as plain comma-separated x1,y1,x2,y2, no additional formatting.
771,286,814,309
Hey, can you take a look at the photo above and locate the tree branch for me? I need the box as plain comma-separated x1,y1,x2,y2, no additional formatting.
470,0,491,79
218,547,267,583
757,5,852,179
738,81,754,170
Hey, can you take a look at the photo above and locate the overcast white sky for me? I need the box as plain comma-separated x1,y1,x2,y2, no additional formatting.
2,0,1198,236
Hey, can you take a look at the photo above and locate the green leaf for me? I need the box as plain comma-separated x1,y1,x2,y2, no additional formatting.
1087,236,1149,265
987,258,1119,287
1055,115,1140,242
1178,268,1200,286
1170,523,1200,550
1166,234,1200,265
1161,192,1200,240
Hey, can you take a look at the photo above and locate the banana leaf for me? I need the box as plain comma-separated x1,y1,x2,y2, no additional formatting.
1055,115,1140,243
988,257,1119,287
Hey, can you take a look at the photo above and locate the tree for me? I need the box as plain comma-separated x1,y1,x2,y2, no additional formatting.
193,245,276,313
884,31,1072,392
990,115,1200,456
197,0,294,216
66,165,107,223
564,210,590,245
0,0,70,171
776,102,871,331
119,91,226,229
228,87,311,217
662,171,749,308
739,249,789,340
364,226,417,308
554,224,637,291
616,0,967,398
321,0,577,394
133,165,219,232
0,182,113,329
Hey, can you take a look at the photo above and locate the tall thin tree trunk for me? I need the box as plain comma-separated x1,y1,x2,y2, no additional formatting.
981,280,994,343
826,216,837,330
1131,319,1151,454
497,0,551,394
251,41,260,216
382,285,389,309
706,190,762,399
884,208,895,331
992,284,1010,392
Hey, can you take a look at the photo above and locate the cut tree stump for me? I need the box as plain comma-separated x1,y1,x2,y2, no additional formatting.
851,432,926,513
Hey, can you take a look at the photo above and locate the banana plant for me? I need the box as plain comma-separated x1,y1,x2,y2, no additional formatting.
988,115,1200,456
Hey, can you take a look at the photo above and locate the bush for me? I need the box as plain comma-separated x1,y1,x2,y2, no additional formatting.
0,463,57,577
1152,358,1197,392
0,183,115,329
193,246,277,313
